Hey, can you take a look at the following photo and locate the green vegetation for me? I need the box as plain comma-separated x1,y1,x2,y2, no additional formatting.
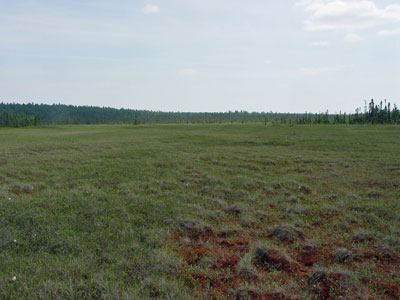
1,99,399,127
0,124,399,299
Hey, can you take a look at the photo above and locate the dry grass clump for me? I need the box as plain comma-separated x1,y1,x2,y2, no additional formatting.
236,252,258,278
272,182,282,189
346,193,360,201
217,227,239,238
255,210,268,218
0,228,16,249
140,277,188,299
0,175,8,184
0,189,9,201
199,210,222,221
151,248,183,275
286,196,299,204
326,193,338,201
298,185,311,194
177,219,212,240
331,219,351,233
286,206,308,215
9,184,36,195
269,225,304,242
251,242,297,272
352,231,375,243
211,198,227,208
302,239,318,251
253,247,291,271
334,248,353,263
234,287,261,300
240,213,259,228
367,191,382,198
309,270,327,283
322,205,339,214
308,267,357,299
383,233,400,247
225,205,244,215
374,245,397,262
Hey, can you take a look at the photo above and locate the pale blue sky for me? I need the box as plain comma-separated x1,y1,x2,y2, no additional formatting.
0,0,399,112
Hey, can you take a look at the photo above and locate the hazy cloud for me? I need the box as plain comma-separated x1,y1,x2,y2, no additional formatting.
345,33,364,42
180,68,199,77
142,4,160,15
301,65,345,76
377,28,400,36
298,0,400,36
0,13,156,46
311,41,329,46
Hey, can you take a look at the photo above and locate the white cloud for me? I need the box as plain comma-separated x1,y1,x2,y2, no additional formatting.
311,41,329,46
180,68,199,77
297,0,400,35
142,4,160,15
377,28,400,36
300,65,345,76
0,12,161,47
264,60,272,64
345,32,364,42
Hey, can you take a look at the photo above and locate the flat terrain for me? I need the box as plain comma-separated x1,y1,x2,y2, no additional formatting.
0,124,399,299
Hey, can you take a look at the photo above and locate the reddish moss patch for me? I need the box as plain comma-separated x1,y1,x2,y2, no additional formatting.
379,282,400,299
169,211,398,299
298,249,319,267
212,255,240,270
181,244,211,265
236,289,301,300
308,271,351,300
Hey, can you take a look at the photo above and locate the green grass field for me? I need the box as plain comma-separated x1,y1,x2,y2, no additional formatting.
0,124,399,299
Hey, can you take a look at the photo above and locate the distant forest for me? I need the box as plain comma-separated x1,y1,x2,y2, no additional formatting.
0,99,399,127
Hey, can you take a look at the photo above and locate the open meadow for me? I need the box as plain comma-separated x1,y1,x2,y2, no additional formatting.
0,124,399,299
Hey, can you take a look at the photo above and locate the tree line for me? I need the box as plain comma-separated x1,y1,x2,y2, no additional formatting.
0,100,399,127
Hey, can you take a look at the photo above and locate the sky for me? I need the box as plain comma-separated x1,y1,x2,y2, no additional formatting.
0,0,399,113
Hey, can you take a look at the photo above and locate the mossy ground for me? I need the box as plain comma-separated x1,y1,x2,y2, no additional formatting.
0,124,399,299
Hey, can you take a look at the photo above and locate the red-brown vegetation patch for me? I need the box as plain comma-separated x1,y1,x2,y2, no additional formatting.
360,276,400,299
170,214,398,299
320,272,348,299
181,244,211,265
308,271,352,300
171,226,257,298
378,282,400,299
297,248,319,267
188,271,244,299
236,289,301,300
171,219,310,299
212,255,240,270
362,245,399,263
374,245,398,262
